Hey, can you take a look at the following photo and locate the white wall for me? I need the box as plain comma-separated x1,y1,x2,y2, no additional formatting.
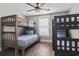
26,11,68,42
69,3,79,14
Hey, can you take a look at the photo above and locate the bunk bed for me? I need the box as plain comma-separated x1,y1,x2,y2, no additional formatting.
1,15,39,56
53,14,79,56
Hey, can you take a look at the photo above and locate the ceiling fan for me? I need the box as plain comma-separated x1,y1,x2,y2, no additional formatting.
26,3,50,12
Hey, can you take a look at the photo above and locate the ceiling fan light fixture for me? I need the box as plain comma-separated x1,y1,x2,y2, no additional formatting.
26,3,50,12
35,9,40,12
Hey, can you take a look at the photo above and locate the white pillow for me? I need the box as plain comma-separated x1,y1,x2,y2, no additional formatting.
69,29,79,39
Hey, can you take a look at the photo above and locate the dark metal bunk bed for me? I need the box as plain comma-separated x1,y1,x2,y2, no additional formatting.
53,14,79,56
1,15,40,56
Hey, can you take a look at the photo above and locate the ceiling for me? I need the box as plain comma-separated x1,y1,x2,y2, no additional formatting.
0,3,73,16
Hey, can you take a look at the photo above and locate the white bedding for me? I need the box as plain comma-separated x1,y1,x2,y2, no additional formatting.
18,34,38,48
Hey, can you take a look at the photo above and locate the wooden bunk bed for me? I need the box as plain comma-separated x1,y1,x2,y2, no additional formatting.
1,15,40,56
53,14,79,56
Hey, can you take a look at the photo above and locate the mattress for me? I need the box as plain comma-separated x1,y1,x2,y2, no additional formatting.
18,34,38,48
69,29,79,39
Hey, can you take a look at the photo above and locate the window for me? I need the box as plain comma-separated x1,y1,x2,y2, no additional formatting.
39,17,49,37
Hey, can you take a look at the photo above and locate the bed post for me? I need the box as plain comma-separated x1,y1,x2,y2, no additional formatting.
22,49,25,56
15,15,19,56
15,48,19,56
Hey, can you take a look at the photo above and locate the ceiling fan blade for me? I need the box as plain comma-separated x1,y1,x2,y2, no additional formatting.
40,8,50,11
27,9,36,12
40,3,46,7
26,3,36,8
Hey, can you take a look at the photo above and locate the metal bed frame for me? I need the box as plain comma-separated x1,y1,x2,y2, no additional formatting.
53,14,79,56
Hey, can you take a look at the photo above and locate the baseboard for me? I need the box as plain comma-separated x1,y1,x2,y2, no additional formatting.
40,39,52,43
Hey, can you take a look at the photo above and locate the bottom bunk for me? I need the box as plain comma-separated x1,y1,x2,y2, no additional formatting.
0,41,39,56
2,33,39,56
18,34,38,48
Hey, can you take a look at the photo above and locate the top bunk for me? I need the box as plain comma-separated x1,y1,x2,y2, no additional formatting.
1,15,36,28
54,14,79,29
1,15,24,26
1,14,38,35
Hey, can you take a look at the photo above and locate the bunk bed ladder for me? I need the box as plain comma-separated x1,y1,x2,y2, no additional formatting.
34,24,40,42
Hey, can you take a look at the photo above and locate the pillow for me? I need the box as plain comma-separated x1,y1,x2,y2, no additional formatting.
57,30,67,38
25,30,33,35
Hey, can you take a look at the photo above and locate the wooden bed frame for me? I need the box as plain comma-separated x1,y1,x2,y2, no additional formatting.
53,14,79,56
1,15,40,56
